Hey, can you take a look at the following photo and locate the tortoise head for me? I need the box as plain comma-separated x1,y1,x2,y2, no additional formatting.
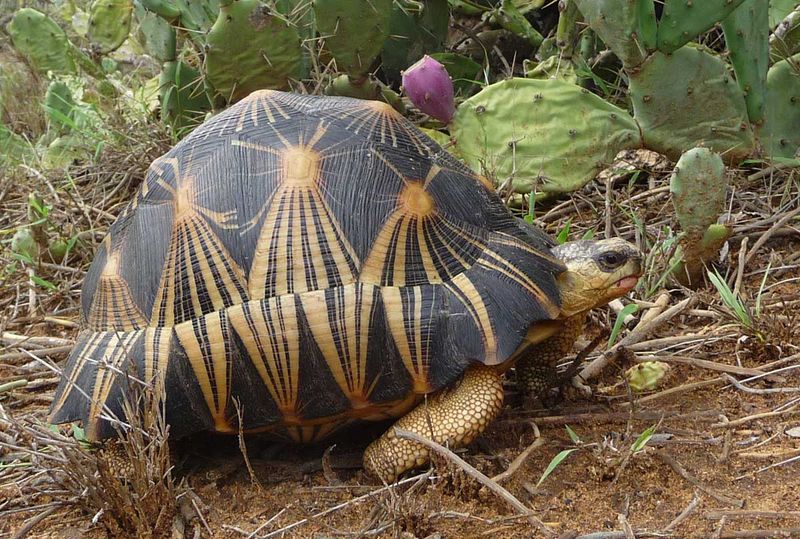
551,238,643,318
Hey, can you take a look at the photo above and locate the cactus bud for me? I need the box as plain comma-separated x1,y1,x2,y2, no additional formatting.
402,55,455,124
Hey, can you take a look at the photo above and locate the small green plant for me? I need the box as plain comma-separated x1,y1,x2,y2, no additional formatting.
608,303,639,348
707,268,754,329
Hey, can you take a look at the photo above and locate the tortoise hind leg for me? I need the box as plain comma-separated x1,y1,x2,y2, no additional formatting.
363,365,504,483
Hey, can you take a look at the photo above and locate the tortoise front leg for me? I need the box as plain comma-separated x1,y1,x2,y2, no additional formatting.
515,313,586,400
363,365,504,483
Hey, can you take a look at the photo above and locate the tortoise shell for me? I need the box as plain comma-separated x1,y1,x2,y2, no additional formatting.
49,90,564,442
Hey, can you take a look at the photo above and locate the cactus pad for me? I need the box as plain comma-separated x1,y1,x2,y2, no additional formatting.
721,0,769,125
630,47,754,161
381,0,450,79
573,0,656,68
206,0,302,102
314,0,392,79
670,147,727,236
134,1,177,62
450,78,642,193
759,53,800,159
159,60,212,130
657,0,748,53
88,0,134,53
44,81,76,133
7,9,79,75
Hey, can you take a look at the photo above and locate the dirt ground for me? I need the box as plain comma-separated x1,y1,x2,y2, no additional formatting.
1,153,799,538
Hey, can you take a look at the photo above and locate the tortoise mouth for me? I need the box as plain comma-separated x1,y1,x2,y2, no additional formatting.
612,275,640,292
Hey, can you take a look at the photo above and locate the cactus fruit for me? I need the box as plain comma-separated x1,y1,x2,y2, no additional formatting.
402,55,456,124
759,53,800,159
573,0,656,68
6,9,79,75
381,0,450,80
314,0,392,80
669,147,731,286
630,47,754,162
205,0,302,102
44,81,76,134
657,0,748,53
721,0,769,125
88,0,134,53
159,61,212,130
450,78,642,193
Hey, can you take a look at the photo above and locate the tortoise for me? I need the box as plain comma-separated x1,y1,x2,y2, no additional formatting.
49,90,642,482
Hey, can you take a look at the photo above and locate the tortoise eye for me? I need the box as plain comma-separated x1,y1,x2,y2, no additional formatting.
597,251,626,270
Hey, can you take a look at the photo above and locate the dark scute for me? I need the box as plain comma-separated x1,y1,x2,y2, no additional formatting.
48,331,99,425
118,202,174,320
80,242,108,324
439,285,486,371
361,288,413,404
294,305,353,421
224,328,283,429
513,217,557,253
426,168,518,233
162,332,216,437
318,142,405,263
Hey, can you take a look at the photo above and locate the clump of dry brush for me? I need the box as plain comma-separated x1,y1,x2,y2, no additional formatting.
1,372,188,538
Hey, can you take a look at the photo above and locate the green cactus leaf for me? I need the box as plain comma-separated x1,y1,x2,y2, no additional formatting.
0,124,34,167
140,0,180,21
657,0,748,53
429,52,482,96
759,53,800,159
44,81,77,134
6,9,79,75
770,6,800,61
381,0,450,79
670,147,727,237
573,0,656,68
450,78,642,193
134,0,177,62
630,47,754,161
721,0,769,125
88,0,134,53
206,0,302,102
159,60,212,131
493,0,544,48
314,0,392,79
175,0,219,45
770,0,797,28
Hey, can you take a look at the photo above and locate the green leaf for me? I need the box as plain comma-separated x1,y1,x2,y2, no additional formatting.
631,424,657,453
556,219,572,244
31,275,57,290
608,303,639,348
536,448,577,487
565,425,581,444
581,228,595,240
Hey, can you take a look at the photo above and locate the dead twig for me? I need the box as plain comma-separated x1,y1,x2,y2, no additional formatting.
491,423,543,483
663,492,701,532
654,450,744,508
393,428,555,536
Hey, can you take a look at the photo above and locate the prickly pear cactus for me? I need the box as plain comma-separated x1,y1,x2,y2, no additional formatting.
657,0,748,53
381,0,450,79
88,0,134,53
159,61,213,130
669,147,731,286
721,0,769,125
134,1,177,62
0,124,34,167
630,47,754,161
573,0,656,68
205,0,302,102
450,78,642,193
175,0,219,46
6,9,79,75
44,81,76,134
759,53,800,159
314,0,392,80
